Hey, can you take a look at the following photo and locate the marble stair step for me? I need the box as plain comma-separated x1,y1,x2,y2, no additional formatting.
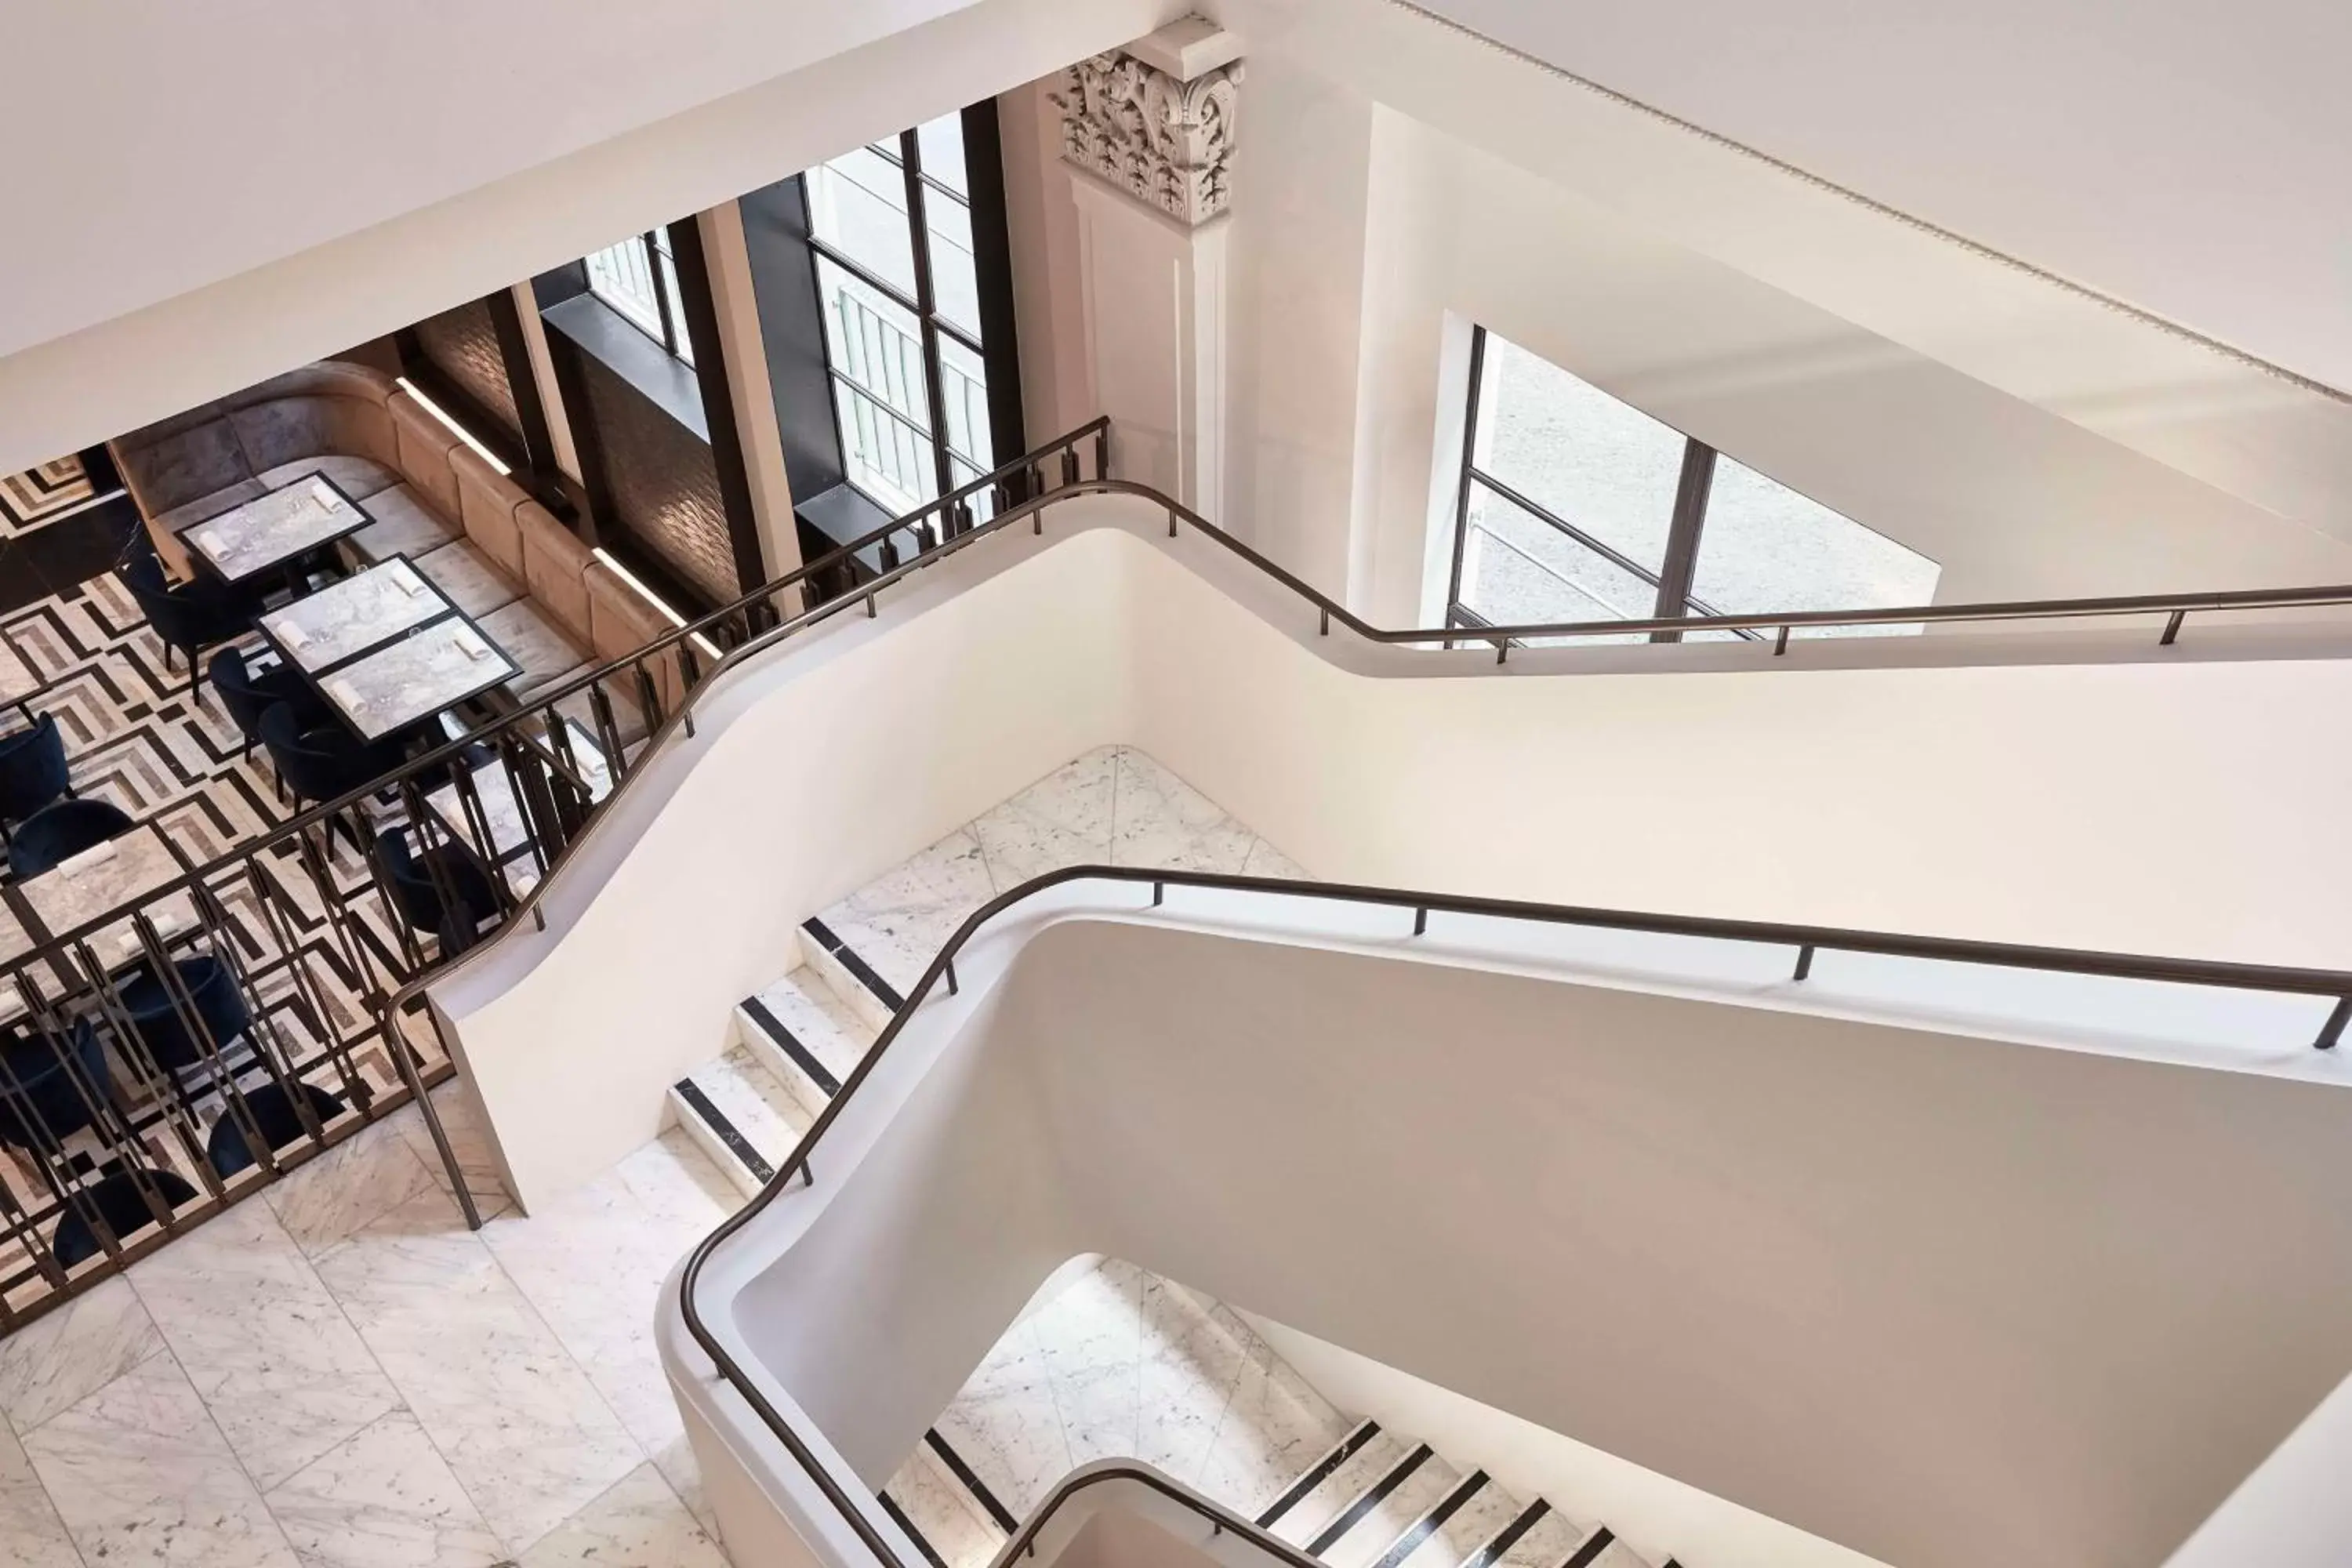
881,1434,1009,1568
735,964,880,1112
667,1046,815,1203
1268,1426,1414,1548
1316,1447,1465,1568
1467,1501,1593,1568
799,915,906,1033
1388,1472,1525,1568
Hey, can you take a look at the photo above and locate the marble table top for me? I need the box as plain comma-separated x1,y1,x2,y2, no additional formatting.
323,619,521,741
261,557,452,674
183,475,371,582
16,823,188,944
423,720,613,867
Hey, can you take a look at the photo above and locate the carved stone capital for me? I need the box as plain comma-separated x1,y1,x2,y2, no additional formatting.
1052,32,1242,227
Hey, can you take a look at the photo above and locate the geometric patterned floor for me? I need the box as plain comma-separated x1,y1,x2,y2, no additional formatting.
0,457,103,537
0,563,456,1327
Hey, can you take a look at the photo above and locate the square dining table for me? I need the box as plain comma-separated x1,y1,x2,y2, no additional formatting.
183,474,374,583
318,618,522,742
420,718,614,896
2,822,201,1021
260,556,453,677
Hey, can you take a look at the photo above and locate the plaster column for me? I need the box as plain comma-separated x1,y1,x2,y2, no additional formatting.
1053,19,1240,518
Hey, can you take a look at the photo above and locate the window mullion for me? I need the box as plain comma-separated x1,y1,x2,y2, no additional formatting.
646,230,682,357
1650,439,1715,643
1445,325,1488,646
899,129,956,505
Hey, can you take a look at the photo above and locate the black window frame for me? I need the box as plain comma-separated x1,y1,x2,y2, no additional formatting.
1446,324,1759,645
803,126,991,516
587,228,695,366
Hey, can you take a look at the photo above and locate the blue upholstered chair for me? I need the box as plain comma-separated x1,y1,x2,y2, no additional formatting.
0,1020,112,1151
375,826,498,953
49,1167,199,1269
208,648,326,760
0,713,71,837
118,956,251,1073
118,551,257,699
206,1080,343,1179
8,797,133,879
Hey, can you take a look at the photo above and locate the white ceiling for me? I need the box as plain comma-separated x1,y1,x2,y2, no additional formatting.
0,0,983,361
1406,0,2352,394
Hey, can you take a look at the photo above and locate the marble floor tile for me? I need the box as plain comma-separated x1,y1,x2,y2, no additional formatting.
1240,837,1311,880
884,1441,1003,1568
0,1418,82,1568
931,1320,1071,1520
818,829,997,995
264,1116,439,1258
515,1463,728,1568
263,1407,505,1568
1197,1339,1353,1519
21,1348,299,1568
1110,750,1257,874
390,1083,513,1224
127,1199,401,1492
479,1153,713,1476
970,748,1117,888
311,1189,641,1555
1135,1274,1255,1485
0,1274,166,1435
1030,1258,1144,1465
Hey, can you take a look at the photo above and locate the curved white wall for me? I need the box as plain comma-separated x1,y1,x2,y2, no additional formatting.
436,491,2352,1215
668,909,2352,1568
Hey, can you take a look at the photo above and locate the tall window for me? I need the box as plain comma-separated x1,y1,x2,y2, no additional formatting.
1446,328,1937,641
586,229,694,365
803,116,990,518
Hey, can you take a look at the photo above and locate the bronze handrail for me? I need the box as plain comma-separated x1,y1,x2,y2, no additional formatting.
670,862,2352,1568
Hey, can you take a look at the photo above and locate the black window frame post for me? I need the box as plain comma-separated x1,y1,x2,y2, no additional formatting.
1446,323,1754,646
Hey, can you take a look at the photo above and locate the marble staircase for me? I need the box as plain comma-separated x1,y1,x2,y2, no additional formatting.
661,748,1677,1568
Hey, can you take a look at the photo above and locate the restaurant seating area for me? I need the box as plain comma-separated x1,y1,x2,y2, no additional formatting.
0,362,680,1319
111,358,684,737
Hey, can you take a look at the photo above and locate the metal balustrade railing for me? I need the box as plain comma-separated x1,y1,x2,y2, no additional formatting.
666,863,2352,1568
13,408,2352,1334
0,422,1110,1334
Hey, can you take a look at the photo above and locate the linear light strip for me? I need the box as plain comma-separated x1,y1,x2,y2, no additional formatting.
593,547,724,660
394,376,511,475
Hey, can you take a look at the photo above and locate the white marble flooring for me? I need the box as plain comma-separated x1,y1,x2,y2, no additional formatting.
820,746,1306,997
0,1086,735,1568
895,1258,1357,1530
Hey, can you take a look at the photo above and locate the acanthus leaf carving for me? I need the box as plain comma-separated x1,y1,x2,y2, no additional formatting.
1051,49,1241,227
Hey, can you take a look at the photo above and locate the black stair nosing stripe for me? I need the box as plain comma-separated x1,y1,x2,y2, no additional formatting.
670,1077,776,1185
1368,1468,1490,1568
801,916,909,1013
739,994,843,1099
1460,1498,1551,1568
878,1489,951,1568
924,1427,1020,1536
1305,1441,1436,1557
1560,1526,1616,1568
1256,1419,1383,1529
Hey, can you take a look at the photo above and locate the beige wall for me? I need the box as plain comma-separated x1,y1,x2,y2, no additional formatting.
441,492,2352,1215
0,0,1181,477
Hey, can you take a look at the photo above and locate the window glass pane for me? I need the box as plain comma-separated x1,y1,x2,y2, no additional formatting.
807,148,918,299
816,256,935,513
585,237,665,343
1458,481,1653,642
1692,458,1940,635
950,457,997,524
916,114,970,198
938,334,990,469
815,256,930,435
927,191,982,340
831,379,936,515
1473,332,1684,575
